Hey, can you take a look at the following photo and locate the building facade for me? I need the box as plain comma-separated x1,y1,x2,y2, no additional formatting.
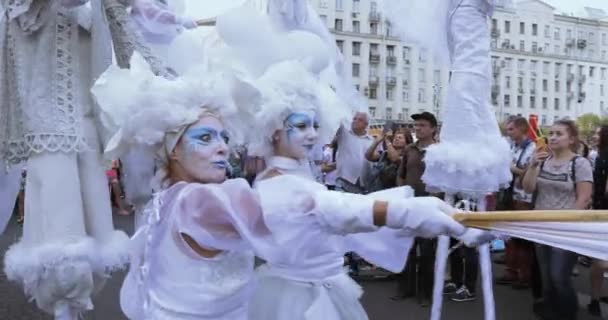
311,0,608,125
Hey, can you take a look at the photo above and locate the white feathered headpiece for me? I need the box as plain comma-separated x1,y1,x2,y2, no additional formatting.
211,4,351,156
91,51,260,170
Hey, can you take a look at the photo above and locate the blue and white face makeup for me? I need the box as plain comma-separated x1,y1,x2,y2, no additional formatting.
173,116,230,184
273,109,319,160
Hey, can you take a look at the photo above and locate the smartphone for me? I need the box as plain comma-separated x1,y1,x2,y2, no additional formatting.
536,137,547,152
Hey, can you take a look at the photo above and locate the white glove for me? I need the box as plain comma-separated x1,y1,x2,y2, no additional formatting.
457,228,496,247
386,197,466,238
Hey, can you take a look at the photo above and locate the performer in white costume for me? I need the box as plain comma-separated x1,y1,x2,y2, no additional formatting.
92,52,475,320
381,1,511,319
0,1,130,318
0,1,175,318
93,52,270,320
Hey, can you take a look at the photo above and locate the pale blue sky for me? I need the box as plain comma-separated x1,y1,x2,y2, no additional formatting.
543,0,608,15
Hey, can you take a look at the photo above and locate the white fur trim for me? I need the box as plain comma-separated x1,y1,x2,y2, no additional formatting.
93,230,131,274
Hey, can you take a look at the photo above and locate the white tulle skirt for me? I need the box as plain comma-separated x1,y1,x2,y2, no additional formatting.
248,265,367,320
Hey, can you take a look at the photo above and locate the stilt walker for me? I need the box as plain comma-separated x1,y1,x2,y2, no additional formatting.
381,1,512,319
0,1,175,318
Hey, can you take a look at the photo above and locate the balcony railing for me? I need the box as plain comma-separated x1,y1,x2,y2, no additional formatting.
369,53,380,63
369,76,379,87
386,55,397,65
369,11,381,22
386,76,397,86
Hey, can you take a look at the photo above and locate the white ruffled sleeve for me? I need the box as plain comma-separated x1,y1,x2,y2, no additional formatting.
130,0,196,43
170,179,276,258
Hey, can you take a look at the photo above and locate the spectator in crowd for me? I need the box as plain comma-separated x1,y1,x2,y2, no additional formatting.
333,112,374,193
522,119,593,320
496,117,537,292
321,144,338,190
107,160,130,216
444,195,497,302
308,144,325,183
392,112,438,306
242,147,267,186
588,125,608,317
365,128,412,192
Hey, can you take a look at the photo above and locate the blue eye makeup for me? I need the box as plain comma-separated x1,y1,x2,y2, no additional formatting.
284,112,320,134
184,126,230,150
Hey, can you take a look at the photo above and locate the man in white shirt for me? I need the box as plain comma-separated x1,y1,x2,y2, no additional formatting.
333,112,374,193
321,144,338,190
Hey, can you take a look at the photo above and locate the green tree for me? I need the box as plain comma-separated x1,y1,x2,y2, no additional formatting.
576,113,601,138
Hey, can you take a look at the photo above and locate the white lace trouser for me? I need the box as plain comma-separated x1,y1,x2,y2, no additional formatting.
6,116,117,318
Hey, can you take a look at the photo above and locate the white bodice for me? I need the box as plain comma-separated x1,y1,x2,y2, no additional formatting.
120,181,265,320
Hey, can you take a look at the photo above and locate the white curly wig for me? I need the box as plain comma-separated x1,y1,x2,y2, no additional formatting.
92,52,260,189
247,60,350,157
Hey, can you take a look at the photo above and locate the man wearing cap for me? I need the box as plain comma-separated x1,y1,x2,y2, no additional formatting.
393,111,439,305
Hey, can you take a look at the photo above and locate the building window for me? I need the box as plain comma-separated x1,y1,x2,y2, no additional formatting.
602,102,605,113
554,45,561,55
352,20,360,33
590,67,595,78
544,25,551,38
542,79,548,92
334,19,343,31
530,96,536,109
369,106,376,117
386,107,393,120
418,88,426,103
352,63,360,77
319,14,328,25
419,48,428,63
541,115,547,125
418,68,426,82
602,68,607,80
603,33,608,45
555,63,561,75
369,88,377,99
519,40,525,51
554,27,560,40
386,88,394,101
504,94,510,107
335,0,343,10
505,58,512,69
602,51,607,61
530,78,536,90
352,41,361,56
505,76,511,89
532,42,538,52
532,23,538,36
601,85,605,97
505,20,510,33
518,59,525,69
402,89,409,102
352,0,360,12
542,97,548,109
433,70,441,84
519,22,525,35
318,0,329,8
370,22,378,34
336,40,344,53
554,80,560,92
402,46,411,62
554,98,560,110
517,77,524,90
517,95,523,108
543,62,550,74
567,29,573,39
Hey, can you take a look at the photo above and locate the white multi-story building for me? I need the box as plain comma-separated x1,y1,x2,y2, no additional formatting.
313,0,450,124
311,0,608,125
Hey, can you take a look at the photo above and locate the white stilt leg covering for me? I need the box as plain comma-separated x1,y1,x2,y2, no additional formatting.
430,194,455,320
476,196,496,320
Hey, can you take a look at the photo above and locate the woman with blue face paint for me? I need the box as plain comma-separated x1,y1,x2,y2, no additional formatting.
91,54,281,320
246,61,484,320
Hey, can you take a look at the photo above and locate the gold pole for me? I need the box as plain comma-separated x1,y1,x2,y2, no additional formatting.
452,210,608,223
